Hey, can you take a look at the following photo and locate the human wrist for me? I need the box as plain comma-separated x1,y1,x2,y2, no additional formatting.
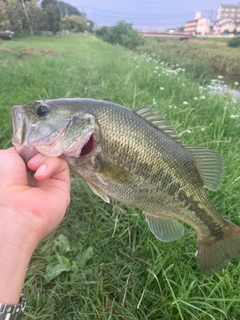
0,293,26,319
0,206,42,252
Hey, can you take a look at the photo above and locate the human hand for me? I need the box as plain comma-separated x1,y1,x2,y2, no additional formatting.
0,148,70,303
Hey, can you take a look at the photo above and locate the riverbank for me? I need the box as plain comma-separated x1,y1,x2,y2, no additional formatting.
139,37,240,87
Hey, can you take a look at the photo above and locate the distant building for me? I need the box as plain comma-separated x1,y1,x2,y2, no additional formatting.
216,4,240,21
213,17,238,34
214,4,240,34
184,12,211,35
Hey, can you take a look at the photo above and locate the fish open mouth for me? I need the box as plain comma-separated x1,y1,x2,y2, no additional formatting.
79,133,95,157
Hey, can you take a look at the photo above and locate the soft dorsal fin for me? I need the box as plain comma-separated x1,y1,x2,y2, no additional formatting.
133,105,179,141
185,146,225,191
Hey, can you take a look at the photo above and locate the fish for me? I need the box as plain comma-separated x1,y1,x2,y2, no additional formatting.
11,98,240,276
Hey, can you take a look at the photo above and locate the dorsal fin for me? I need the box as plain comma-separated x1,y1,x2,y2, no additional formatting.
133,105,179,141
185,146,225,191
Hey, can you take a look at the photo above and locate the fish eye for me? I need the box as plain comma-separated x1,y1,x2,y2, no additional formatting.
36,104,49,117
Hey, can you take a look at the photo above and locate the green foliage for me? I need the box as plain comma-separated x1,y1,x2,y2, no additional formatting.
41,0,61,34
63,15,88,32
0,0,46,35
1,34,240,319
96,20,145,49
0,0,87,35
42,234,93,283
228,36,240,48
58,1,82,18
95,25,111,42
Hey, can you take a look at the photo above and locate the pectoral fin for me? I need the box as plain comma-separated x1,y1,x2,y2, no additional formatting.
145,213,184,242
87,182,110,203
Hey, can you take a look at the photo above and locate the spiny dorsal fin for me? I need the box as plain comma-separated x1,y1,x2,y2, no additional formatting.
145,213,184,242
185,146,225,191
133,105,179,141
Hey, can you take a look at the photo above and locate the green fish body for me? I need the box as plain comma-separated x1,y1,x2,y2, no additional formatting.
11,98,240,275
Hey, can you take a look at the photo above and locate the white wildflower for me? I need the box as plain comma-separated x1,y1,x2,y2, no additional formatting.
194,97,198,100
160,87,164,90
183,101,188,105
201,128,205,131
200,95,205,100
174,106,178,109
234,81,239,85
217,75,224,79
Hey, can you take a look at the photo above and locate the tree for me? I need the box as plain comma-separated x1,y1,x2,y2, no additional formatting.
20,0,33,34
41,0,61,34
96,20,145,49
0,0,46,35
63,15,88,32
58,1,83,18
95,26,112,42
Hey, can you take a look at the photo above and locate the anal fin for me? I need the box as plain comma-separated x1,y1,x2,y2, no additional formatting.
145,213,184,242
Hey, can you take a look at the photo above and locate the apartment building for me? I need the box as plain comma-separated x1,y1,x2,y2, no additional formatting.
214,4,240,34
213,17,238,34
216,4,240,21
184,12,211,35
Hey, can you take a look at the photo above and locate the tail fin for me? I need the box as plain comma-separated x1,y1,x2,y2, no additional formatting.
198,220,240,276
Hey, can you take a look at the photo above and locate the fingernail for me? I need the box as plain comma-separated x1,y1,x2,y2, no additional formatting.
28,153,45,165
35,164,47,175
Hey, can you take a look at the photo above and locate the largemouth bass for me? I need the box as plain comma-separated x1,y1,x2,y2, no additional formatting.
11,98,240,276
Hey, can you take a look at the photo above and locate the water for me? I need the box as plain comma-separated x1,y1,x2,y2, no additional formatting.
211,84,240,98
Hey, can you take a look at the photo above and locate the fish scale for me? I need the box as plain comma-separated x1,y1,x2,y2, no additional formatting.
11,98,240,276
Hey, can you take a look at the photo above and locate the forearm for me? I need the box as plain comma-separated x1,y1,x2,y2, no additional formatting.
0,247,31,304
0,209,37,304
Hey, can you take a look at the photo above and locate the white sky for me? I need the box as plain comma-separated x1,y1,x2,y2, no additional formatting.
66,0,239,30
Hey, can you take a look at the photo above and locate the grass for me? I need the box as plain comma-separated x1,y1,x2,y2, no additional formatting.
1,33,240,319
138,37,240,85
